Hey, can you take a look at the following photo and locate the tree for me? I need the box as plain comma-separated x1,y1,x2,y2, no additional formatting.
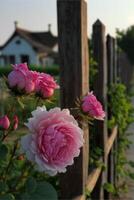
116,26,134,64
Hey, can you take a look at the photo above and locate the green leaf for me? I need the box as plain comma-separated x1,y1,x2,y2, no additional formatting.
0,131,4,140
103,183,116,194
128,172,134,180
0,194,15,200
17,98,25,109
21,193,30,200
128,160,134,168
0,144,8,160
25,177,37,194
25,181,58,200
0,181,9,193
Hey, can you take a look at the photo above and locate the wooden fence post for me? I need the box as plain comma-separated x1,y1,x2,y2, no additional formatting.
107,35,114,84
113,38,117,83
92,19,108,200
106,34,115,199
112,38,118,186
57,0,89,199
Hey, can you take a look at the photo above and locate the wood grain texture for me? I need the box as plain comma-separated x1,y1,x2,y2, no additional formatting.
107,34,115,199
86,159,102,192
57,0,89,199
106,126,118,157
91,19,108,200
107,35,114,86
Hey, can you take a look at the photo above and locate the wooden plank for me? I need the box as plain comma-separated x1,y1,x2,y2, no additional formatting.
86,158,102,192
107,35,116,200
112,38,118,186
73,195,85,200
113,38,117,83
107,35,114,85
92,19,108,200
86,125,117,195
57,0,89,199
106,126,118,157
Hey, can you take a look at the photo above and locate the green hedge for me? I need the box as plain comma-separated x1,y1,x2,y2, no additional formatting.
0,65,59,77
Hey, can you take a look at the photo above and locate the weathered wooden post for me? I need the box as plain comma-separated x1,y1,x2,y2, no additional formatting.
113,38,117,83
57,0,89,199
106,34,115,199
107,35,114,84
113,38,118,186
92,19,107,200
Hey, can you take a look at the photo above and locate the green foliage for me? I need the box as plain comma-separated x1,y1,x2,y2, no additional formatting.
0,144,8,160
89,42,98,89
0,194,15,200
108,83,134,194
21,179,58,200
0,65,59,77
103,183,116,195
0,79,59,199
116,26,134,64
108,83,134,134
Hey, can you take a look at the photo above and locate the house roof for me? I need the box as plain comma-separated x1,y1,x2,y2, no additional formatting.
1,27,58,54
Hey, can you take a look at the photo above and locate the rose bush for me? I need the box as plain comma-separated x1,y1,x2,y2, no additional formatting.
0,62,105,199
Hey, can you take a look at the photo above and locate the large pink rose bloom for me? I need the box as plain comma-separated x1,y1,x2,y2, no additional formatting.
35,73,59,98
8,63,38,93
21,106,84,176
81,92,105,120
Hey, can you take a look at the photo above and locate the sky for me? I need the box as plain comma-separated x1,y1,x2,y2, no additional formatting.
0,0,134,45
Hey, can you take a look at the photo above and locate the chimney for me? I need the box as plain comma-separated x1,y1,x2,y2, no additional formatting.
48,24,51,32
14,21,18,29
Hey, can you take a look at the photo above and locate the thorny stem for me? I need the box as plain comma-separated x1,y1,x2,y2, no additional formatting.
12,161,34,191
1,130,9,141
4,140,18,177
35,96,41,108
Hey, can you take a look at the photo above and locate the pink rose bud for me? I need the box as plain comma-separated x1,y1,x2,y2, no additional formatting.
81,91,105,120
13,115,19,130
21,106,84,176
8,63,38,94
0,115,10,130
35,73,59,98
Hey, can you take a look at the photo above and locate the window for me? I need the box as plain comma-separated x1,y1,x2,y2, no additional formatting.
9,55,15,64
16,40,21,45
21,55,29,64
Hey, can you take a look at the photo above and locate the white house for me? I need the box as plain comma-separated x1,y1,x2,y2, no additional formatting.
0,22,58,66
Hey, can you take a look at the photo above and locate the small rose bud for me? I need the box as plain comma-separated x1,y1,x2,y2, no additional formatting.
13,115,19,130
81,91,105,120
0,115,10,130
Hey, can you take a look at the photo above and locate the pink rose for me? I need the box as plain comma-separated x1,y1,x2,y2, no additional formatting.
13,115,19,130
35,73,59,98
25,70,38,93
81,91,105,120
8,63,38,93
21,106,84,176
0,115,10,130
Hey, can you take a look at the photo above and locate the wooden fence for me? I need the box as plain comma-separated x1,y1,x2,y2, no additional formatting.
57,0,118,199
